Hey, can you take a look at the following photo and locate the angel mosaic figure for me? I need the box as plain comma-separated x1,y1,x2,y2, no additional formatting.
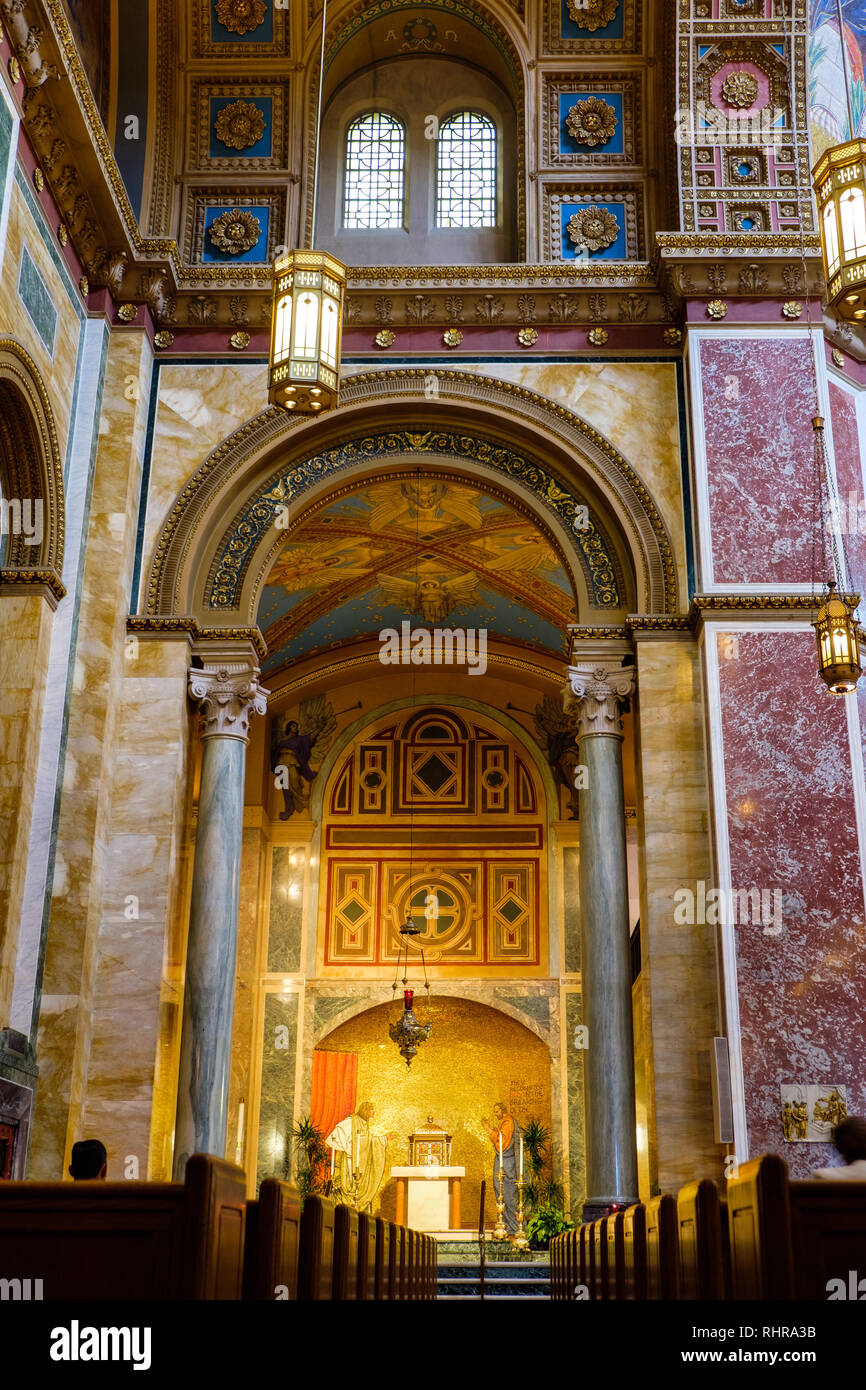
271,696,337,820
534,694,581,820
376,569,480,625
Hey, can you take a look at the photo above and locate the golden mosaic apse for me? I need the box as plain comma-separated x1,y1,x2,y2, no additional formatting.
315,997,552,1229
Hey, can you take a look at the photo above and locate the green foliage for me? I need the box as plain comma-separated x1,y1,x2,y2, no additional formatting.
292,1116,329,1201
526,1203,574,1247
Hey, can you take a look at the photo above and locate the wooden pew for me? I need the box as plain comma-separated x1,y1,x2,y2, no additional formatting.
395,1223,408,1300
0,1152,245,1300
591,1217,609,1299
645,1194,679,1299
549,1232,560,1299
623,1204,648,1300
242,1178,301,1301
606,1210,626,1299
728,1153,866,1300
388,1221,401,1299
333,1204,359,1300
298,1195,335,1300
374,1217,391,1299
357,1211,377,1300
578,1221,591,1295
677,1178,729,1301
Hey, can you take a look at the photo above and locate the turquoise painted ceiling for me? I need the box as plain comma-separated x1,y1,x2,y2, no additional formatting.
257,477,578,672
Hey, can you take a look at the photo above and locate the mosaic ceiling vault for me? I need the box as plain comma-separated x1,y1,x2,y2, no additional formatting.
256,476,578,671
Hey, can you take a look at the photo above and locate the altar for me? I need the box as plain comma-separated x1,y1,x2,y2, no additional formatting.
390,1116,464,1231
391,1166,465,1231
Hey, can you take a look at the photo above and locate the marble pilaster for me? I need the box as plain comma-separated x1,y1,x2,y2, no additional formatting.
564,656,639,1215
173,646,267,1176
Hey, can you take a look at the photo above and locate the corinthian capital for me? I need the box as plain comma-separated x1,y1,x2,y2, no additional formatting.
564,662,636,739
189,654,268,741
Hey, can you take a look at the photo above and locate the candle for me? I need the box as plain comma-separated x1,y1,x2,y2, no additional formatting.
355,1129,360,1172
499,1131,503,1167
330,1146,334,1179
519,1135,524,1180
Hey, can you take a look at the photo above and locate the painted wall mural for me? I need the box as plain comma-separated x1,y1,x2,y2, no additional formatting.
257,476,578,671
810,1,866,159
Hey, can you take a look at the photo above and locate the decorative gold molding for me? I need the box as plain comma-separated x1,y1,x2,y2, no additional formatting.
0,567,65,602
127,614,268,659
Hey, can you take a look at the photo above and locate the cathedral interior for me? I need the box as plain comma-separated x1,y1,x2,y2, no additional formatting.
1,0,866,1315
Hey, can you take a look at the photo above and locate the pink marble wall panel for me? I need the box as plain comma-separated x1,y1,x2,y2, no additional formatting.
699,338,815,585
829,383,866,595
717,630,866,1175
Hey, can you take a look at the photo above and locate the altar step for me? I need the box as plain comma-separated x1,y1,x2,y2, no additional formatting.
436,1261,550,1300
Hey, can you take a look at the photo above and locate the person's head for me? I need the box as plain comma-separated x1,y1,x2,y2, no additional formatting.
69,1139,107,1181
286,720,299,736
358,1101,375,1121
493,1101,507,1122
833,1116,866,1163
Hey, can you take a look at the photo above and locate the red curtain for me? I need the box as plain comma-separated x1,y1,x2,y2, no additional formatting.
310,1050,357,1143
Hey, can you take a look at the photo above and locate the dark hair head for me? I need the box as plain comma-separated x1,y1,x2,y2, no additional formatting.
70,1139,107,1179
833,1117,866,1163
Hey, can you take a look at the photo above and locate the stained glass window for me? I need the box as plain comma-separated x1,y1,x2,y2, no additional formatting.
436,111,497,228
343,112,406,229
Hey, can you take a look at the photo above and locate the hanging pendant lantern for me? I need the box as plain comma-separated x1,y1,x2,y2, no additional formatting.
815,581,862,694
268,249,347,414
812,140,866,321
388,915,432,1067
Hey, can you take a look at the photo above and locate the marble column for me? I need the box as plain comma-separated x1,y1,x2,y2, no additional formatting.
564,658,639,1218
173,645,267,1178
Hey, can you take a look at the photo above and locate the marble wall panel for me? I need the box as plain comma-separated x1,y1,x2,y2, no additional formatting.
715,629,866,1174
81,637,192,1179
634,636,720,1192
695,336,815,587
256,991,298,1189
564,990,586,1221
0,594,53,1020
268,845,304,973
828,382,866,597
30,331,154,1177
0,176,83,456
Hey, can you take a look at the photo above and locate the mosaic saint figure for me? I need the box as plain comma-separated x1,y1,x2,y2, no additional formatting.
483,1100,519,1235
270,696,336,819
326,1100,391,1211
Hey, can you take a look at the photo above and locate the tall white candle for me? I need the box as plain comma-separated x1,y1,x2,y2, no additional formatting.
330,1146,334,1179
499,1131,503,1166
355,1128,360,1172
519,1135,524,1180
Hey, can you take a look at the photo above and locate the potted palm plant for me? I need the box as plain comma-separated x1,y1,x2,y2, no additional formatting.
292,1116,330,1204
520,1117,574,1251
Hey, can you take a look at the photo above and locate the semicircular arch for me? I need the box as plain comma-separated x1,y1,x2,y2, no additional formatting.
0,339,65,585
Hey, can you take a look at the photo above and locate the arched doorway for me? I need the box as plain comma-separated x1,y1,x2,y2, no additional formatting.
310,996,553,1229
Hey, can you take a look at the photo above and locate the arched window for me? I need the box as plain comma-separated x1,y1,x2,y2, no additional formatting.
436,111,497,228
343,112,406,229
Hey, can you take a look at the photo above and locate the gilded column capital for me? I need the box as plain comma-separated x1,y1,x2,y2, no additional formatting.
564,662,636,740
188,652,268,742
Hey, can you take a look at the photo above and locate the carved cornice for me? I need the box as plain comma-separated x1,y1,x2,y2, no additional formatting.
0,567,65,602
127,614,267,660
188,653,268,741
563,661,636,740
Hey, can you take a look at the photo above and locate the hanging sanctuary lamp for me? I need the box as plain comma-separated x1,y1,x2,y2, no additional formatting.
811,416,862,693
268,0,346,413
389,914,433,1068
812,0,866,322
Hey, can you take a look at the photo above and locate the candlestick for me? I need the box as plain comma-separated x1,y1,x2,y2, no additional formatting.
512,1173,530,1252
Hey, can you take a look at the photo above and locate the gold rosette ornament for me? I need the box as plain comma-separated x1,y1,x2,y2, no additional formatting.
567,206,620,253
721,71,759,109
214,100,266,152
209,208,262,255
566,97,618,148
566,0,618,32
216,0,266,36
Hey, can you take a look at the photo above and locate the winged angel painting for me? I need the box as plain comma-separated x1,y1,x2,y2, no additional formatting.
270,696,337,820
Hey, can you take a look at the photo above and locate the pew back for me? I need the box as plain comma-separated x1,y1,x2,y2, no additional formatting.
242,1178,301,1301
606,1211,626,1300
645,1194,679,1299
375,1217,391,1300
677,1178,728,1301
357,1211,377,1300
298,1196,336,1300
623,1204,647,1300
333,1204,359,1300
0,1153,245,1301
